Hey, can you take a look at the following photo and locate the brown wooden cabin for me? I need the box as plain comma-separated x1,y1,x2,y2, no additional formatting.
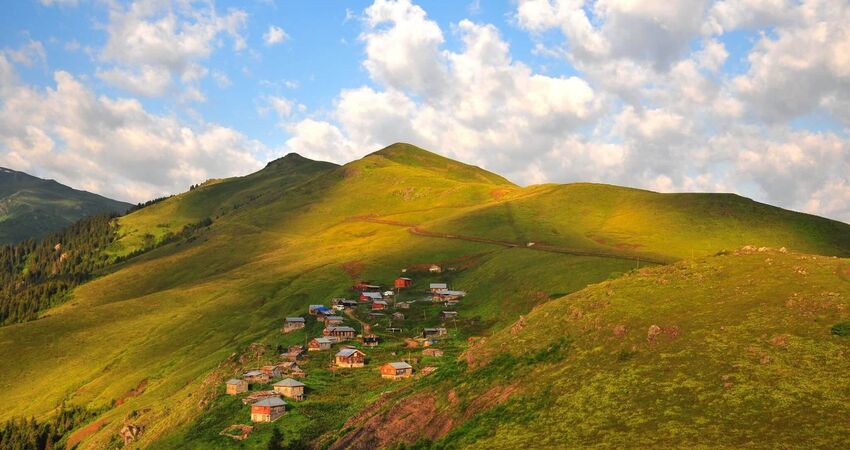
335,348,366,368
440,311,458,319
308,337,333,351
362,334,381,347
392,312,405,320
260,365,282,378
225,378,248,395
381,362,413,380
323,315,345,326
242,370,270,383
273,378,306,401
282,316,305,333
323,326,356,341
429,283,448,292
422,328,448,339
250,397,286,422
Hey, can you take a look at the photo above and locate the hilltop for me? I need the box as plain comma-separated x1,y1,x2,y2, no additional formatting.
0,167,132,244
0,143,848,449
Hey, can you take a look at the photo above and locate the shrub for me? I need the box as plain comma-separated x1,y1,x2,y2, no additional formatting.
831,322,850,337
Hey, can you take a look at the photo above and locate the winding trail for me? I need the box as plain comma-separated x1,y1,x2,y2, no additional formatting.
352,216,670,265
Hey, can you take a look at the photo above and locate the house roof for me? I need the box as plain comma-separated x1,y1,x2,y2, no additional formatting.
285,316,305,322
324,315,343,320
312,337,333,344
372,300,388,305
274,378,305,387
253,397,286,407
397,277,412,280
362,292,382,299
386,362,412,370
430,283,448,288
309,304,325,309
243,370,263,377
226,378,244,384
435,290,466,296
336,348,364,357
328,326,356,332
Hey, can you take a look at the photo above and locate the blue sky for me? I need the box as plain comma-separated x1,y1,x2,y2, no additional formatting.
0,0,848,222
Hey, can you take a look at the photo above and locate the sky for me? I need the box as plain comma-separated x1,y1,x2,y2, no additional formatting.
0,0,849,223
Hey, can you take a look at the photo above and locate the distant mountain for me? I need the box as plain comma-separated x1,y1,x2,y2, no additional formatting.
0,167,132,244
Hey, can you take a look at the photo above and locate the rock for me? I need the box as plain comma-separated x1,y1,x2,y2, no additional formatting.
119,423,144,446
779,247,788,253
770,335,789,347
613,324,627,337
647,325,662,343
510,315,527,335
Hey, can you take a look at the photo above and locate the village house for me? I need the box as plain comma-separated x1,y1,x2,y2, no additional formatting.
323,315,345,326
360,291,383,302
422,348,444,357
429,283,448,292
308,337,333,351
432,290,466,302
380,362,414,380
323,325,356,341
273,378,306,401
362,334,380,347
281,345,305,361
368,312,386,319
392,312,405,320
396,301,411,309
353,282,381,292
242,370,270,383
250,397,286,423
371,300,388,311
422,327,448,339
335,348,366,368
394,277,413,288
332,298,358,310
440,311,458,320
282,316,305,333
260,365,282,378
309,304,333,316
383,290,395,297
429,265,442,273
225,378,248,395
290,366,306,378
277,361,301,374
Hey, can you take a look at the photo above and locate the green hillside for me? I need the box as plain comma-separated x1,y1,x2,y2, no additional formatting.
340,248,850,449
0,167,132,244
0,143,848,449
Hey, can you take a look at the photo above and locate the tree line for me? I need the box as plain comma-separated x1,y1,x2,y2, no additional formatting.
0,405,101,450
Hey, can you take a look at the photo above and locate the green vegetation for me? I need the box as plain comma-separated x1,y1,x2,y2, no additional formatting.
0,167,131,244
0,143,848,449
0,405,103,450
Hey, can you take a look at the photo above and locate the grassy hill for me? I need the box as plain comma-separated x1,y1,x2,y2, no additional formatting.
340,248,850,448
0,167,132,244
0,143,848,449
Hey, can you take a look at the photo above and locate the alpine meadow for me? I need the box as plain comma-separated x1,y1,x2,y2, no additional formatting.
2,0,850,449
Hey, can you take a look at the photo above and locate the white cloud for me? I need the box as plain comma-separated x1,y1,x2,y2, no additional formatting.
0,67,264,202
264,26,289,45
96,0,248,100
6,39,47,68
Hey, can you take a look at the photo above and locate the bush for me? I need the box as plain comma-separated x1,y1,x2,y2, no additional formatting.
831,322,850,337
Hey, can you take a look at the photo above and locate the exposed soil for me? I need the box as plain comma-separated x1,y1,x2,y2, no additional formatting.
65,418,108,449
341,260,364,279
115,379,148,406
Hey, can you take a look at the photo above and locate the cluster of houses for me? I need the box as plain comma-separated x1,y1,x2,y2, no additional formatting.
222,272,461,426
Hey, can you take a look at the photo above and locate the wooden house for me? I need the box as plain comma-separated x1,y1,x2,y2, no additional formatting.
335,348,366,368
360,291,383,302
368,312,385,318
422,348,444,357
429,265,442,273
273,378,306,401
277,361,301,374
332,298,357,310
290,367,306,378
309,304,332,316
394,277,413,288
308,337,333,351
362,334,380,347
422,327,448,339
282,316,305,333
323,326,356,341
396,301,411,309
242,370,270,383
281,345,305,361
371,300,388,311
429,283,448,292
323,315,345,326
432,290,466,302
392,312,405,320
381,362,413,380
250,397,286,422
225,378,248,395
440,311,458,320
260,365,282,378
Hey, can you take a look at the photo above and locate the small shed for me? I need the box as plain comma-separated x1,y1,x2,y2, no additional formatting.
394,277,413,288
381,362,413,380
273,378,306,401
335,348,366,368
440,311,458,319
225,378,248,395
429,265,442,273
429,283,448,292
242,370,270,383
362,334,380,347
433,290,466,301
360,291,383,302
392,312,405,320
422,348,444,357
250,397,286,423
282,316,305,333
308,337,333,351
422,327,448,339
260,365,282,378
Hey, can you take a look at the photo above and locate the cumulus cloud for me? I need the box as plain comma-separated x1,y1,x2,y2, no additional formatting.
0,65,264,202
96,0,247,99
264,26,289,45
